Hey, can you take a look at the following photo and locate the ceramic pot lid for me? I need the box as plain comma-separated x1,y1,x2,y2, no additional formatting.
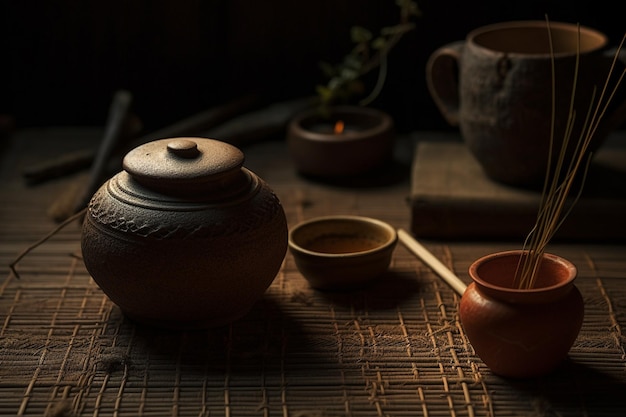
122,137,247,196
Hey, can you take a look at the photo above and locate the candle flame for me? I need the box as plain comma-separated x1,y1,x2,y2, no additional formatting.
333,120,345,134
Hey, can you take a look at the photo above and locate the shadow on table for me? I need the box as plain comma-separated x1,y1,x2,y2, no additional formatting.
106,296,340,377
499,359,626,416
117,297,305,364
99,270,428,379
312,270,426,310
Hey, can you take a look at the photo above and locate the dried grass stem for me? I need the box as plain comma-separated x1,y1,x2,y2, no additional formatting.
515,21,626,289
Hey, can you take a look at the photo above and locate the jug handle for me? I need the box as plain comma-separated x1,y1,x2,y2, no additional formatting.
426,41,464,127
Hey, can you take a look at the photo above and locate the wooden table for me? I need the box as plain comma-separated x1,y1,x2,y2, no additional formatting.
1,128,625,416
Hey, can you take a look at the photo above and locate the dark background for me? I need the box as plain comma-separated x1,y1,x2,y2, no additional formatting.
1,0,624,134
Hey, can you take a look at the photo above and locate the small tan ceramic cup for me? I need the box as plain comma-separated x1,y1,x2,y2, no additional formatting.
288,215,397,290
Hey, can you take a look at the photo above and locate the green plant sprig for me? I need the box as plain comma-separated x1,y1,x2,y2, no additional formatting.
316,0,421,115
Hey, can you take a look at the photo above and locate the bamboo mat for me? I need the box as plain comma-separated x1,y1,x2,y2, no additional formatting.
1,128,626,416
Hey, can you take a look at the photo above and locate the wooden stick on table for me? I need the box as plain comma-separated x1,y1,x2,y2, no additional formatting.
47,90,133,222
24,94,259,186
398,228,467,296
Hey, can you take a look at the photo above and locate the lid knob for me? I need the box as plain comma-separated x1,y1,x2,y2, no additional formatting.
167,139,200,158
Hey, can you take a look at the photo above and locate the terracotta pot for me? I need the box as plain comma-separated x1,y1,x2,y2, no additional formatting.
460,250,584,378
287,105,395,178
81,137,288,329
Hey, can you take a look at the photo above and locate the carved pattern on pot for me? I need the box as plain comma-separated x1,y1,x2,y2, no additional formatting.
87,173,283,240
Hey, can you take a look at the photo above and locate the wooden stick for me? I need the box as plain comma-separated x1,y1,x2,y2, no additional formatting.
22,149,95,184
397,229,467,296
47,90,132,222
203,96,317,145
74,90,133,213
24,94,258,185
122,93,259,148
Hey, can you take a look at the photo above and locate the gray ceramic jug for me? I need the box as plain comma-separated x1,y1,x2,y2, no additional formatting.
427,20,626,187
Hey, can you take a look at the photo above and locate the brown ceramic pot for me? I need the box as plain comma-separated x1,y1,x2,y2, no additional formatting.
81,137,288,329
287,105,394,178
459,250,584,378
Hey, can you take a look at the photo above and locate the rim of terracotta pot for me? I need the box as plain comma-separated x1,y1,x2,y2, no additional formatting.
468,250,577,303
289,105,394,143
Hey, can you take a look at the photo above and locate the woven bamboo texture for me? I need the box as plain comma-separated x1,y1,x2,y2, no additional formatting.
1,129,625,416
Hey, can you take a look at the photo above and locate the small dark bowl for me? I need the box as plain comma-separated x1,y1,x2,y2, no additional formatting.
287,105,395,177
288,215,398,290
